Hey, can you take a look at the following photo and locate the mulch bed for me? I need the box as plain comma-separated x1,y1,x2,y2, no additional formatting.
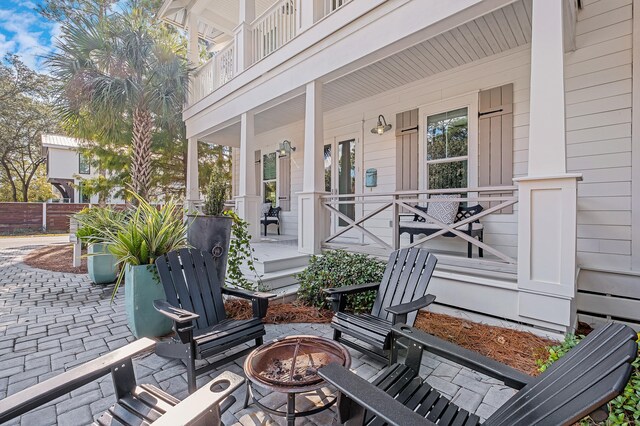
225,299,555,375
23,244,87,274
414,311,555,376
225,299,334,324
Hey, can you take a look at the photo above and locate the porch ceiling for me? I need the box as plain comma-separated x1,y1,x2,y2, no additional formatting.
245,0,532,135
159,0,278,42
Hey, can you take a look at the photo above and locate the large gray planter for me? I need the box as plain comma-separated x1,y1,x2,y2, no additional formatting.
187,215,232,286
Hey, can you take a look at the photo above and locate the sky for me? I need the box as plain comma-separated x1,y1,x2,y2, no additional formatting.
0,0,60,72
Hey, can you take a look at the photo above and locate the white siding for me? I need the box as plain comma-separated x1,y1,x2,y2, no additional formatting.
566,0,633,270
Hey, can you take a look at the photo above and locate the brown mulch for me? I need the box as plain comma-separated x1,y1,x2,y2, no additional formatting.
225,299,333,324
414,311,555,376
23,244,87,274
225,299,555,376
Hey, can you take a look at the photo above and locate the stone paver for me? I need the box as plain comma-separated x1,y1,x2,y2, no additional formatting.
0,245,516,424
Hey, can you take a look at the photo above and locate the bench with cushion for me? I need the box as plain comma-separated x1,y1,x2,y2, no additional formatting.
399,200,484,258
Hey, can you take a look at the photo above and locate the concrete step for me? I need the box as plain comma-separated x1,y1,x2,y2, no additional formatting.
252,253,310,274
240,265,307,291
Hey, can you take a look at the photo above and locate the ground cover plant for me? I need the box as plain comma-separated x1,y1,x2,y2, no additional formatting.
296,250,386,313
536,331,640,425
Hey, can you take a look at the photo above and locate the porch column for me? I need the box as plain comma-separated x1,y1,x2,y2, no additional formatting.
515,0,581,333
234,0,255,74
185,137,200,212
236,112,261,242
298,80,327,254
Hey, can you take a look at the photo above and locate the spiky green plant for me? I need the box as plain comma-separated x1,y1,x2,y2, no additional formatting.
100,192,190,300
73,206,126,244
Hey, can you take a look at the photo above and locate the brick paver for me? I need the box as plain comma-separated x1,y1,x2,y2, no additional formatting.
0,245,515,425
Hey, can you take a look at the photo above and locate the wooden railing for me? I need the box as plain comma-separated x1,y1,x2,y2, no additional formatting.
191,42,235,104
320,187,518,263
251,0,297,63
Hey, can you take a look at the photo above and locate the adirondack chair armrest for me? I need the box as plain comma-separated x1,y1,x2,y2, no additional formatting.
386,294,436,325
324,282,381,313
0,338,155,424
392,324,532,389
222,287,276,319
153,299,200,323
151,371,245,426
319,363,434,426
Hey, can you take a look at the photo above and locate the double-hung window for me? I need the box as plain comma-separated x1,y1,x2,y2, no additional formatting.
79,153,91,175
425,107,469,190
262,152,277,206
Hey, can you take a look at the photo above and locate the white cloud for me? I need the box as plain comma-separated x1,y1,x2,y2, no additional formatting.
0,7,59,70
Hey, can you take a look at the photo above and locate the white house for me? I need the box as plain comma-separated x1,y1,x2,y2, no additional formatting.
159,0,640,336
41,134,123,204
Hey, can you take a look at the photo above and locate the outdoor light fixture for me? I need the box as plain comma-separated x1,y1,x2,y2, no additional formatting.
371,115,392,135
279,140,296,156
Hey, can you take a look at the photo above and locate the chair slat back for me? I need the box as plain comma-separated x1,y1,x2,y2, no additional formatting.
155,249,226,330
485,322,637,426
370,248,438,325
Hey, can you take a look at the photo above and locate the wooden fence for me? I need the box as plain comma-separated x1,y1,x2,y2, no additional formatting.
0,202,90,233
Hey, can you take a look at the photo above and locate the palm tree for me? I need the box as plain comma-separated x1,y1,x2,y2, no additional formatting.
48,7,189,200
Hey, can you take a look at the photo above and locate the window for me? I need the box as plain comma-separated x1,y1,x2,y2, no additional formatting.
262,152,277,205
425,107,468,189
79,153,91,175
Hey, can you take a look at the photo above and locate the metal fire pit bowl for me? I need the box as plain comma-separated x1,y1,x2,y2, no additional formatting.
244,335,351,394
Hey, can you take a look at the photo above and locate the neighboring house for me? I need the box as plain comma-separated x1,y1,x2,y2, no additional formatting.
41,134,123,204
159,0,639,334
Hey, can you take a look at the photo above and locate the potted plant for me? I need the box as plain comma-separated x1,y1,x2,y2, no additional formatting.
102,193,189,338
188,168,233,289
74,207,123,284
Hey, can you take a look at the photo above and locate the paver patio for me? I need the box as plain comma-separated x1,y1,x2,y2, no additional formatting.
0,244,515,425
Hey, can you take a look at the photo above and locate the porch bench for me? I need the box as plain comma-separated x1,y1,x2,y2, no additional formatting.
399,204,484,258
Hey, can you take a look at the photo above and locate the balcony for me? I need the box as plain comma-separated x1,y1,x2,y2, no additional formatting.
189,0,351,104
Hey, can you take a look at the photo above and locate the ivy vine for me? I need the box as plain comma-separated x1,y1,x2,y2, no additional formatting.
223,210,263,290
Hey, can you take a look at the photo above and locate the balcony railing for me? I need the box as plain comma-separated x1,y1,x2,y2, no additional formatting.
191,42,235,104
320,187,518,263
251,0,297,63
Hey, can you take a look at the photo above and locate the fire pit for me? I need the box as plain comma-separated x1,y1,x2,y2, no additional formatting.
243,335,351,425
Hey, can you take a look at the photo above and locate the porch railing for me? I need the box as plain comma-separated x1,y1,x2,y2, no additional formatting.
320,187,518,263
322,0,351,17
251,0,297,63
191,42,235,104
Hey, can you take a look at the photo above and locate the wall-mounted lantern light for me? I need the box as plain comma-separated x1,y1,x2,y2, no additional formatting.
370,115,392,135
279,140,296,156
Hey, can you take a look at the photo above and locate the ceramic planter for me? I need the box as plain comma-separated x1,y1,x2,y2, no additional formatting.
187,215,232,287
124,264,172,338
87,243,117,284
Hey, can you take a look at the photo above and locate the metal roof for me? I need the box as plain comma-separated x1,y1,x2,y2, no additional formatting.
41,134,84,149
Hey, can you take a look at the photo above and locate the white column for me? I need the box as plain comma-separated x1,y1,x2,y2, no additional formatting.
298,81,327,254
234,0,255,74
187,12,200,66
515,0,581,333
186,137,200,212
235,112,261,242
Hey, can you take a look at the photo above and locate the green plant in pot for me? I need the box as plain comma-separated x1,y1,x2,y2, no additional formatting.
188,169,233,291
102,193,189,338
74,207,124,285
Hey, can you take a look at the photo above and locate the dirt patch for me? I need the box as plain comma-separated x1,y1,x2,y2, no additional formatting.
23,244,87,274
414,311,554,376
225,299,333,324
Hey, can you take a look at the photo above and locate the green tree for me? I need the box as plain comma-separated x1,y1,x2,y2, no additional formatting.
48,3,189,201
0,55,58,201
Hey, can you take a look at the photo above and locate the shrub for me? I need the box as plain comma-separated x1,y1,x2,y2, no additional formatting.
536,331,640,425
202,168,229,216
296,250,385,313
73,206,126,244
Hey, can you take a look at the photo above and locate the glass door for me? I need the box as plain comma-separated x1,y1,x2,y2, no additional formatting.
324,136,358,238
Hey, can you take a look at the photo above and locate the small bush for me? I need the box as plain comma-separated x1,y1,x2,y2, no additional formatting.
536,331,640,425
296,250,385,313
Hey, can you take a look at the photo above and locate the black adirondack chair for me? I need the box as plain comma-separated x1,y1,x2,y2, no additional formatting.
0,338,245,425
324,248,438,363
319,322,638,426
154,248,275,393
